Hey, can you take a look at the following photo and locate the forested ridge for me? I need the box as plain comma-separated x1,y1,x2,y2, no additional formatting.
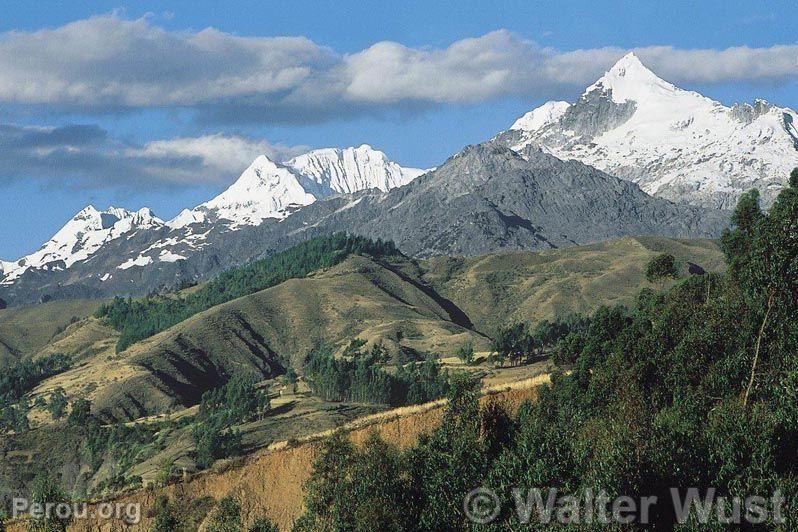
96,234,401,352
294,173,798,529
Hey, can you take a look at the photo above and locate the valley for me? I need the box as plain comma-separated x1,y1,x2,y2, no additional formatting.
0,234,726,523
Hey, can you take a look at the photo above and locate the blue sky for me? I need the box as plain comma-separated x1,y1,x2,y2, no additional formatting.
2,0,798,258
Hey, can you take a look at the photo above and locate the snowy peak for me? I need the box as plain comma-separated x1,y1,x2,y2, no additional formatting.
193,155,317,227
585,52,712,110
3,144,424,288
503,53,798,209
597,52,656,84
287,144,424,194
511,101,570,131
1,205,164,284
168,145,425,230
47,205,162,246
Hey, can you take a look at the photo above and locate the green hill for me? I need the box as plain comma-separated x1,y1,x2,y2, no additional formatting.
420,236,725,335
0,234,733,508
25,236,725,423
91,254,489,421
0,299,104,368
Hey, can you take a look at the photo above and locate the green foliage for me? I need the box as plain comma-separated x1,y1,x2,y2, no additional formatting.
0,353,71,431
151,496,179,532
294,431,415,532
456,341,474,365
67,398,92,426
192,374,269,469
532,314,589,347
790,167,798,188
198,374,270,426
28,472,70,532
0,354,70,405
304,345,449,407
283,367,298,393
153,458,179,488
296,373,485,531
0,400,30,433
207,497,242,532
295,178,798,529
248,518,279,532
46,388,68,420
645,252,678,282
721,178,798,405
96,234,401,352
492,323,534,366
84,418,162,476
553,330,586,366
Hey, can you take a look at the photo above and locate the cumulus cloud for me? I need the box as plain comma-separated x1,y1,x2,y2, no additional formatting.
1,15,797,123
135,135,308,178
0,123,306,188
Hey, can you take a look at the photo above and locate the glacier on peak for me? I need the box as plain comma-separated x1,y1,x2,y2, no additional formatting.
502,52,798,209
511,101,570,132
0,205,164,284
191,155,319,228
166,145,425,230
287,144,425,194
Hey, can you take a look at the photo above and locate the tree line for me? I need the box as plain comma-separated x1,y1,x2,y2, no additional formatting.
96,233,401,352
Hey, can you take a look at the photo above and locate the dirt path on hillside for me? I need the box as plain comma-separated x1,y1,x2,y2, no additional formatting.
6,372,556,532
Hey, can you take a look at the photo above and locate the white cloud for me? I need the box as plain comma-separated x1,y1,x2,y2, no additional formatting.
343,31,546,104
0,15,796,122
135,135,308,181
0,124,306,187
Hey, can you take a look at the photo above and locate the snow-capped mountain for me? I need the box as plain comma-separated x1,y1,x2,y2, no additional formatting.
287,144,425,194
500,52,798,209
0,145,423,288
171,155,321,229
1,206,163,284
169,145,424,229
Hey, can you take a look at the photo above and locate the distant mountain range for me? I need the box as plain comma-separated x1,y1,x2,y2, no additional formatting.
4,53,796,306
0,145,424,286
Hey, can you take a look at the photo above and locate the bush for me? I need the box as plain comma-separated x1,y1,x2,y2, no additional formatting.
151,496,178,532
47,389,68,420
206,497,241,532
456,342,474,365
248,518,278,532
67,398,92,426
646,252,678,282
192,375,269,469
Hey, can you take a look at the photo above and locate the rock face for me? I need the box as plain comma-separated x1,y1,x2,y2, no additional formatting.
260,142,729,258
0,141,729,305
498,52,798,209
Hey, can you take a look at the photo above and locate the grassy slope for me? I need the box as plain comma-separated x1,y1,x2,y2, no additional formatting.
0,299,104,367
3,237,728,507
82,255,490,421
23,238,725,424
421,236,725,335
